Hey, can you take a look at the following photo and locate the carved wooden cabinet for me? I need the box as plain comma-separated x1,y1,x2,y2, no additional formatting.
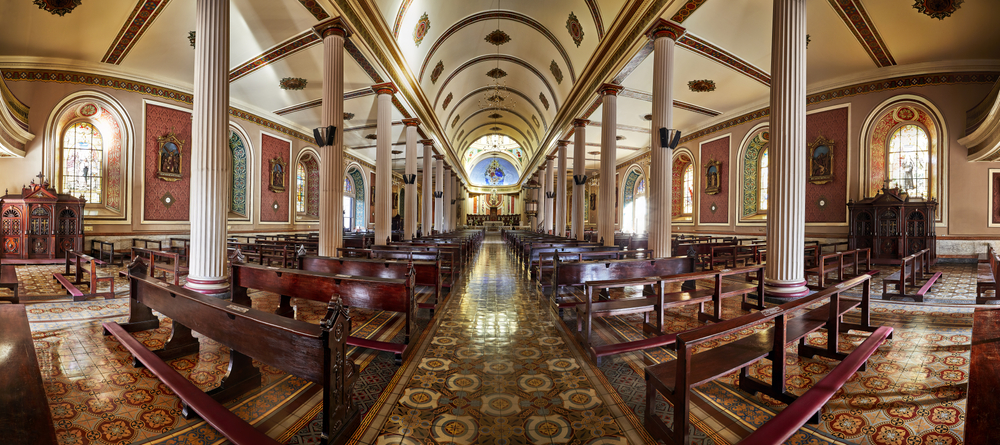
1,180,85,261
847,189,937,265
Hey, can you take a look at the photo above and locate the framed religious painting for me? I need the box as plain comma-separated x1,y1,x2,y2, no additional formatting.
268,157,287,192
808,135,835,185
156,133,183,181
704,160,721,195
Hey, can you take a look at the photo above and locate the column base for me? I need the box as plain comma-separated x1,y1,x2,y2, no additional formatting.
184,276,231,299
763,278,810,300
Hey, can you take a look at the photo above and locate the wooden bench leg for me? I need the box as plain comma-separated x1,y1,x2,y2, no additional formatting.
154,322,200,362
197,350,262,419
276,295,295,318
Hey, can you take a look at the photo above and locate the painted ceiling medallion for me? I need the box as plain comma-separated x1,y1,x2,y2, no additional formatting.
343,112,355,121
549,61,563,84
616,135,625,141
279,77,308,90
490,126,502,132
413,12,430,46
488,113,503,119
430,60,444,83
486,68,508,79
566,12,584,47
486,95,505,104
913,0,963,19
484,29,511,46
539,93,549,110
188,31,196,48
452,115,459,129
457,130,465,142
643,114,652,121
442,93,453,110
687,79,716,92
532,115,540,127
391,150,403,155
79,103,98,117
364,134,377,140
33,0,82,16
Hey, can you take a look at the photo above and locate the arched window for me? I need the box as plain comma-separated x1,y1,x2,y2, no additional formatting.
635,178,647,234
758,148,769,212
346,167,365,231
295,162,307,214
621,168,646,234
886,124,929,198
228,129,250,219
62,122,104,204
682,164,694,215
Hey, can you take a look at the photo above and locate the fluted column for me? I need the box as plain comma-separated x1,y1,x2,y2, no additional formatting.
555,140,569,237
451,173,459,229
312,19,351,257
444,165,454,233
529,173,539,230
185,0,230,295
647,20,685,258
543,155,555,234
598,84,623,246
434,154,444,234
372,82,397,245
572,119,589,240
765,0,809,298
402,118,420,240
421,140,434,236
537,167,546,232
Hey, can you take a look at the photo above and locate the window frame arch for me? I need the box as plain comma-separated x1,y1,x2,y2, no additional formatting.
758,147,769,214
620,164,647,235
293,147,321,223
60,120,106,205
737,124,770,223
345,163,366,231
671,147,696,224
884,123,931,199
859,96,946,223
227,123,254,222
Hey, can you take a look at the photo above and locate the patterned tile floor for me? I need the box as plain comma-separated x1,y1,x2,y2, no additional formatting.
3,240,988,444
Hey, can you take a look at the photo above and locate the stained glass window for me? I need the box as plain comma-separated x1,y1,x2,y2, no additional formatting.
296,163,306,213
887,125,929,199
635,178,647,234
344,176,352,193
759,149,769,212
682,164,694,214
62,122,103,204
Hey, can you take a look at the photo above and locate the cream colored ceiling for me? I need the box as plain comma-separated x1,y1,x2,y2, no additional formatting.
2,0,999,186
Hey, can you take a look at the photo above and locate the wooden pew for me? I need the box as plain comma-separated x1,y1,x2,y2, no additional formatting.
966,307,1000,443
110,259,359,443
644,274,883,445
229,256,415,361
550,255,698,315
0,261,18,303
804,252,843,289
534,249,654,288
300,255,445,314
737,326,893,445
90,239,128,265
882,249,941,302
0,304,59,445
131,247,187,285
580,265,765,363
54,250,115,300
168,237,190,264
339,248,457,288
976,246,996,304
132,238,163,251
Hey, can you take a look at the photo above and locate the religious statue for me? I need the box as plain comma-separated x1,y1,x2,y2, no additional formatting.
268,157,287,192
704,160,721,195
156,133,184,181
589,193,596,211
808,135,835,185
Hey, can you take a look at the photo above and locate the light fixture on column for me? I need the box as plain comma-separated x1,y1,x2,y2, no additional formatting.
573,174,588,185
658,128,681,150
402,174,416,184
434,191,443,198
312,125,337,147
545,191,555,199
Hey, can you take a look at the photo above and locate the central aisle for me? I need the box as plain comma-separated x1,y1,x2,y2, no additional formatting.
354,233,653,444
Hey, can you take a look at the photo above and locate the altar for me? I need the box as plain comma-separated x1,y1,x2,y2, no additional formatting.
484,221,503,231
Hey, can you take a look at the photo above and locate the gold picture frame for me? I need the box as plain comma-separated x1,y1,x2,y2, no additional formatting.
156,133,183,182
268,157,287,192
808,135,835,185
704,159,721,195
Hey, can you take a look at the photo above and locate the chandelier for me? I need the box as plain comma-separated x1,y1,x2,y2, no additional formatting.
478,0,515,112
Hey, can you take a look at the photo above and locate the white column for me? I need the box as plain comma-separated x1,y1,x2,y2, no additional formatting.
544,155,555,234
434,155,444,234
451,173,459,229
445,166,454,232
312,19,350,257
555,140,569,237
572,119,589,240
402,118,419,240
648,20,685,258
529,173,539,230
598,84,623,247
537,167,546,232
372,83,396,245
765,0,809,298
185,0,230,295
421,140,434,236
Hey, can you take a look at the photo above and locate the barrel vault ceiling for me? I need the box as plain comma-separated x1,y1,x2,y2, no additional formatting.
1,0,998,191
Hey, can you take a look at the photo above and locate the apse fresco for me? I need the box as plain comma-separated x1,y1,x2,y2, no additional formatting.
470,157,519,186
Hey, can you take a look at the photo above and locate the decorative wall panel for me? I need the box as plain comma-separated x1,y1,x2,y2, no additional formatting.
700,136,729,224
143,104,191,221
260,134,289,223
805,107,849,223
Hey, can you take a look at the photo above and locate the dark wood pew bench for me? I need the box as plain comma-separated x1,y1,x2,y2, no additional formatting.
550,255,697,316
131,247,187,285
644,274,885,445
0,304,59,445
300,255,445,315
883,249,941,302
737,326,893,445
976,247,996,304
54,250,116,300
90,239,129,265
534,249,654,288
581,265,765,364
0,262,18,303
110,259,359,443
339,248,457,288
230,256,415,362
805,252,845,289
967,307,1000,443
